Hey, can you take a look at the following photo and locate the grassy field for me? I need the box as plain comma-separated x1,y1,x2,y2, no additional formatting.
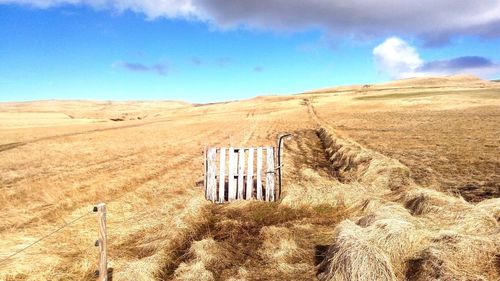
320,105,499,202
0,75,499,280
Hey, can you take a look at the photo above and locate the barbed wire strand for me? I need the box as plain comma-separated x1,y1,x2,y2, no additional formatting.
0,210,93,266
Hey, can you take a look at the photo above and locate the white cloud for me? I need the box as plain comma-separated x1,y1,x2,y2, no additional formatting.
373,37,500,79
373,37,423,79
0,0,197,18
1,0,500,44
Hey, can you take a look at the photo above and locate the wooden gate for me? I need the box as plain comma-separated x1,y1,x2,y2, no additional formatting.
204,146,277,203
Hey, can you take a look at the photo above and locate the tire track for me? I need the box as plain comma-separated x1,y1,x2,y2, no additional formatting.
0,118,174,153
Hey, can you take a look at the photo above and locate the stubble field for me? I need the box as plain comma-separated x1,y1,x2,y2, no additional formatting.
0,75,499,280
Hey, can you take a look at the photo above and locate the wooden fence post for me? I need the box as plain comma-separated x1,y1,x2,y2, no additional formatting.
96,203,107,281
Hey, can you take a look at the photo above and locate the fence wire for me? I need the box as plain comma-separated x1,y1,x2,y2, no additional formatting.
0,209,93,266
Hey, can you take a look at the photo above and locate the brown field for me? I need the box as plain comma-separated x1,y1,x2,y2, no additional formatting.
0,75,499,280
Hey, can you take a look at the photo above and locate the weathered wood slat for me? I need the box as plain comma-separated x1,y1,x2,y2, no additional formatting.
246,148,254,199
218,148,226,203
228,147,237,201
204,147,207,199
204,147,209,200
266,147,275,201
256,147,263,200
237,149,245,199
206,148,217,202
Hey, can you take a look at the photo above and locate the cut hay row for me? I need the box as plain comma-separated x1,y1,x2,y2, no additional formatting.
315,126,500,281
317,127,412,191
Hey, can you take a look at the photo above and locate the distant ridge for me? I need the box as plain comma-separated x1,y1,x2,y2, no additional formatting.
382,74,486,87
303,74,491,95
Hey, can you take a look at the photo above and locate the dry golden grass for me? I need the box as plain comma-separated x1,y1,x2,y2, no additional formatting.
0,75,498,280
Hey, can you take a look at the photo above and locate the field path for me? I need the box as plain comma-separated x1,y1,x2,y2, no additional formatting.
0,118,175,153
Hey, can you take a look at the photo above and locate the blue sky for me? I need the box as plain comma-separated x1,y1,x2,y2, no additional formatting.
0,1,499,102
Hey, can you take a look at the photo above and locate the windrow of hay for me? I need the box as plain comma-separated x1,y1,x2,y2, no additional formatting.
112,196,213,281
317,127,412,191
317,202,429,280
406,231,500,281
279,130,371,209
173,238,231,281
317,220,397,281
165,201,304,280
258,226,311,276
165,192,348,281
316,126,500,281
476,198,500,221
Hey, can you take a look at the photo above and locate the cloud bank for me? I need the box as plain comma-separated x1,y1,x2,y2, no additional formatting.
373,37,500,79
2,0,500,44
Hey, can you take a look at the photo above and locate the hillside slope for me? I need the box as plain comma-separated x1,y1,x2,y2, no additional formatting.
0,75,499,280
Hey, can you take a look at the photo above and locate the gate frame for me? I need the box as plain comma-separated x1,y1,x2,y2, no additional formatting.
276,133,291,199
